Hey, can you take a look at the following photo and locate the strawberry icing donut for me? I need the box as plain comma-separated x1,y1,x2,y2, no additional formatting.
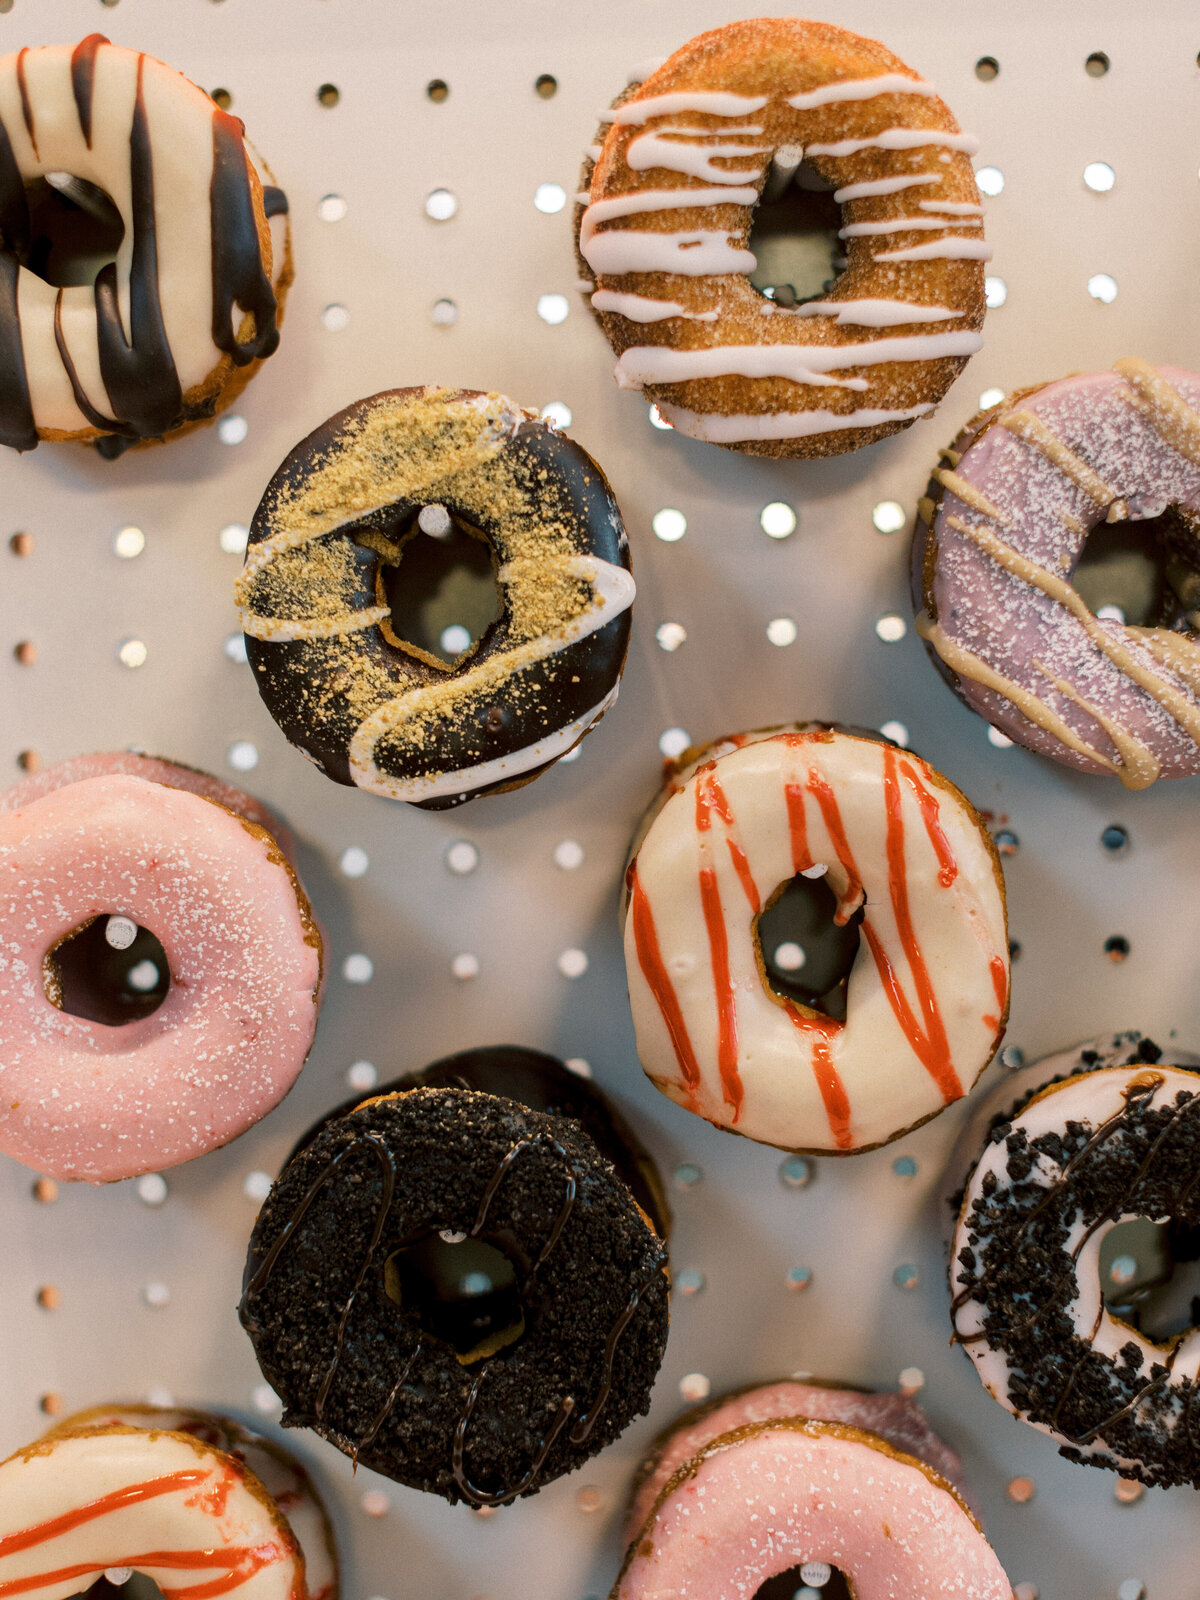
612,1384,1011,1599
915,361,1200,787
0,1413,323,1600
622,726,1009,1154
0,753,322,1183
579,18,988,457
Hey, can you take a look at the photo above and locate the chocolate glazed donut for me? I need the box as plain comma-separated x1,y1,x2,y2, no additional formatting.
239,1063,669,1504
236,389,635,809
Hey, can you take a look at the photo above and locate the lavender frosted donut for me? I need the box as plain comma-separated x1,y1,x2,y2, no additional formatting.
0,754,322,1182
914,360,1200,787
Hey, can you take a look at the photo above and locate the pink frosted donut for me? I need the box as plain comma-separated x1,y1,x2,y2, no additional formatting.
0,762,322,1182
614,1411,1010,1599
627,1380,969,1538
914,360,1200,788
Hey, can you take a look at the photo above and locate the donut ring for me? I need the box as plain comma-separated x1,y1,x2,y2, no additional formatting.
914,361,1200,787
236,388,635,808
0,1421,311,1600
622,726,1009,1153
0,36,287,453
579,17,987,457
239,1081,670,1503
0,755,322,1183
951,1053,1200,1488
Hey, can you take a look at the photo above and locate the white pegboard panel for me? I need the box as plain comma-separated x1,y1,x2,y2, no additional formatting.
3,3,1200,1599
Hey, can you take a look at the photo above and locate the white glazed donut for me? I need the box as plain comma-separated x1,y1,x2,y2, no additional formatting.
622,726,1009,1153
0,1420,315,1600
950,1048,1200,1488
0,36,288,452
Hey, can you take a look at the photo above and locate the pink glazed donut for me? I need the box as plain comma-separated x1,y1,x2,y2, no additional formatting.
0,753,323,1183
914,359,1200,788
613,1382,1010,1600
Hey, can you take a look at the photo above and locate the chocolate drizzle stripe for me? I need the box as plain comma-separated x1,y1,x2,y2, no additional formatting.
53,288,125,434
15,50,36,158
452,1375,576,1508
70,35,108,149
353,1338,422,1466
568,1273,655,1444
470,1133,577,1274
209,110,280,367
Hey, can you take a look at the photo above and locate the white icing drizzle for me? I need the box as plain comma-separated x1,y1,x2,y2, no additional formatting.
585,229,757,278
875,238,994,261
919,199,984,215
806,128,981,157
607,90,770,126
833,174,942,202
585,143,602,162
613,330,984,391
579,186,758,246
626,126,768,184
785,73,937,110
657,400,934,442
591,289,718,323
242,604,390,644
792,299,959,327
838,215,983,238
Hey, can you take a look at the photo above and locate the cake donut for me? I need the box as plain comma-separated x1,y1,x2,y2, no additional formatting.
914,361,1200,787
950,1037,1200,1487
613,1383,1011,1599
239,1056,670,1503
0,1411,327,1600
578,18,988,457
236,388,635,807
0,752,322,1183
0,37,288,455
623,725,1009,1154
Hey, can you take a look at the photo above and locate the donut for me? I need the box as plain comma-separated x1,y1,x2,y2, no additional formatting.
0,37,288,455
914,361,1200,787
950,1042,1200,1487
44,1406,337,1600
612,1385,1011,1599
622,725,1009,1154
0,1413,323,1600
0,753,323,1183
578,18,987,458
235,388,635,808
239,1061,670,1503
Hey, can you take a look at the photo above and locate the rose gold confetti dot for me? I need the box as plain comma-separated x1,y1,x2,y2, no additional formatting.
472,1505,497,1519
1114,1478,1144,1504
576,1486,602,1513
39,1393,63,1415
32,1177,58,1204
17,750,41,773
14,640,36,665
360,1491,389,1517
36,1286,60,1310
1007,1476,1035,1504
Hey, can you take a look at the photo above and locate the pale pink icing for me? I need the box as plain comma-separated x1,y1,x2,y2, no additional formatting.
615,1419,1010,1600
0,774,322,1182
627,1381,968,1538
924,364,1200,780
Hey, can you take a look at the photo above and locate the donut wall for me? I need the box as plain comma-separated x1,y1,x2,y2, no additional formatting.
3,1,1199,1597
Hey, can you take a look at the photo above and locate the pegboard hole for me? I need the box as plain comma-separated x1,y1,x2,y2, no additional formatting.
760,501,796,539
317,193,347,223
431,298,457,326
380,509,503,666
117,638,147,669
385,1236,523,1364
47,918,169,1025
658,727,691,760
535,74,558,99
871,500,905,535
540,401,572,428
537,293,569,325
9,532,32,556
321,303,350,332
217,413,248,445
875,614,906,643
652,508,686,543
766,616,797,647
317,83,340,107
1105,935,1130,962
19,174,124,289
979,386,1006,410
1084,162,1116,192
17,750,41,773
879,720,909,748
655,621,686,652
984,276,1007,308
756,871,861,1021
753,1562,851,1600
975,166,1004,197
974,57,1000,81
993,829,1019,856
1088,272,1118,303
1101,824,1129,854
426,188,457,221
210,88,233,111
426,79,449,103
534,183,567,214
648,403,672,431
113,525,144,559
1085,51,1111,77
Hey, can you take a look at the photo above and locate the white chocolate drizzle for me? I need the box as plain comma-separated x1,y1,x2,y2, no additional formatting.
838,215,983,238
833,174,941,201
874,238,994,261
785,74,937,110
607,91,770,126
657,400,934,443
806,128,980,157
793,298,959,327
591,289,718,323
613,330,984,392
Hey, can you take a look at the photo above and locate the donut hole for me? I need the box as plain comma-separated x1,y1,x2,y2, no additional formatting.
384,1233,525,1365
1071,514,1189,629
374,510,504,669
45,917,169,1026
747,162,842,308
753,1561,852,1599
1101,1215,1200,1344
20,175,124,289
755,872,863,1022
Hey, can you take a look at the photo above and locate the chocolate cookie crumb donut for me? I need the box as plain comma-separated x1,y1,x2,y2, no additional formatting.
240,1064,669,1503
236,389,634,808
950,1042,1200,1487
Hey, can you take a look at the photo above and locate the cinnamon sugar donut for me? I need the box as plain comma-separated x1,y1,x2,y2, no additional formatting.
0,37,289,455
915,361,1200,786
578,18,987,457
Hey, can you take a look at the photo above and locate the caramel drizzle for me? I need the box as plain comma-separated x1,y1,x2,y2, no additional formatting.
1000,408,1121,510
1115,357,1200,469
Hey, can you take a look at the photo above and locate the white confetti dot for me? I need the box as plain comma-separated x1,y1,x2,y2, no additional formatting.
251,1384,282,1415
537,293,569,325
440,623,471,655
1084,161,1115,192
875,614,907,643
760,501,796,538
113,525,144,559
217,414,248,446
317,193,347,222
979,387,1006,410
975,165,1004,197
426,188,457,221
1088,272,1118,303
656,621,687,652
360,1491,389,1517
348,1061,378,1092
565,1057,592,1078
431,298,457,326
648,403,672,430
652,508,686,543
321,303,350,332
224,633,248,664
452,952,480,980
136,1174,168,1207
557,947,588,979
143,1281,170,1308
340,846,369,878
773,941,805,971
554,839,584,870
535,182,566,214
127,959,160,992
227,740,258,772
418,504,452,537
766,616,797,647
988,725,1014,748
871,500,906,535
243,1170,272,1202
105,916,137,951
117,638,147,668
679,1372,710,1403
446,840,478,875
219,522,248,554
659,727,691,760
879,720,909,747
540,401,572,428
984,276,1007,308
343,953,374,984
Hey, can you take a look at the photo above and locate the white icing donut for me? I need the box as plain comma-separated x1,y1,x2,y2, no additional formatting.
0,1423,308,1600
0,37,287,451
622,727,1009,1152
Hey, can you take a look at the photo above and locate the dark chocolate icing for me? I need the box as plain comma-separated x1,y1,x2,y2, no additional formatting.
210,109,281,366
15,49,36,158
70,34,106,149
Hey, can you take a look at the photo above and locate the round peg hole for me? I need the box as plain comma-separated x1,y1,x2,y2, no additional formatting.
36,1285,61,1310
1001,1045,1025,1069
1105,935,1130,962
1007,1476,1036,1503
426,79,449,102
979,386,1006,410
985,276,1007,308
9,532,33,556
39,1394,64,1416
445,841,479,875
1101,824,1129,853
417,504,452,537
875,614,907,643
219,522,248,554
766,616,798,647
136,1173,168,1207
210,88,232,111
117,638,147,669
658,727,691,760
898,1366,925,1392
1013,1588,1038,1600
1088,273,1118,303
557,947,588,979
223,633,248,664
252,1384,282,1414
425,188,457,221
439,623,471,655
974,56,999,80
655,621,686,652
993,828,1019,855
243,1170,272,1203
451,952,480,980
760,501,797,538
361,1490,390,1516
227,740,258,772
679,1372,710,1402
104,915,137,951
975,165,1004,197
431,298,458,326
652,508,687,542
879,720,909,747
674,1268,705,1296
535,74,558,98
540,401,572,428
144,1386,174,1408
1084,162,1115,192
537,293,569,325
772,941,805,971
217,413,248,445
553,839,584,870
321,303,350,332
575,1486,603,1514
987,726,1013,748
339,846,369,878
342,953,374,984
535,183,567,214
893,1263,920,1290
1085,51,1110,77
317,194,347,222
892,1155,918,1177
317,83,340,107
1114,1478,1144,1505
347,1060,378,1092
564,1058,592,1079
648,403,672,430
143,1281,170,1308
786,1265,813,1291
779,1155,813,1189
17,750,41,772
871,500,906,534
673,1161,702,1188
32,1177,58,1203
113,525,144,559
559,744,582,764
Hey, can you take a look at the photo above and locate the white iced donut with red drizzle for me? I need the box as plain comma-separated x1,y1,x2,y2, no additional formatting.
622,726,1008,1153
580,17,987,458
613,1407,1011,1599
46,1408,336,1600
0,1421,310,1600
0,755,322,1183
915,361,1200,786
0,36,289,453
